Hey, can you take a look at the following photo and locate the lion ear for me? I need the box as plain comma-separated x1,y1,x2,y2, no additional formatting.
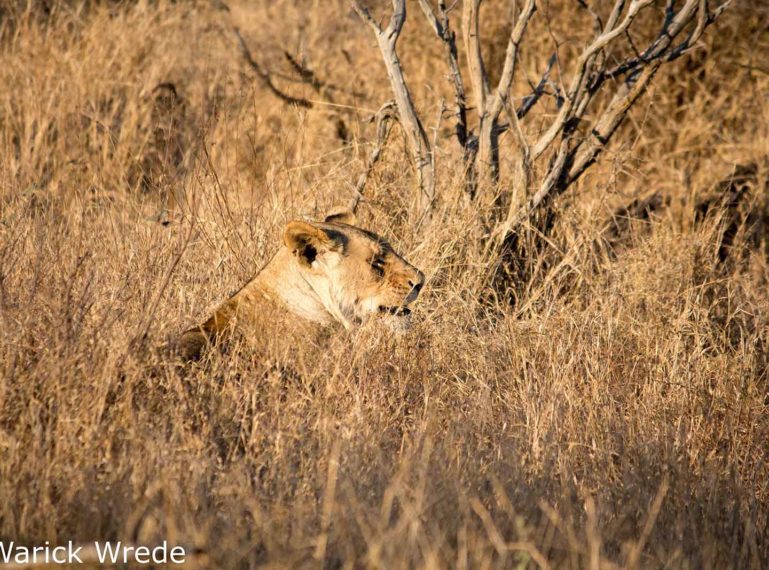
324,209,357,226
283,221,335,266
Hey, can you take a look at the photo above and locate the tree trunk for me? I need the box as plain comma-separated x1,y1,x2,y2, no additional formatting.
375,33,435,215
476,115,499,188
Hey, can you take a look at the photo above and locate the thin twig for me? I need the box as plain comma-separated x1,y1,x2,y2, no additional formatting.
516,53,557,120
348,101,398,214
233,27,312,108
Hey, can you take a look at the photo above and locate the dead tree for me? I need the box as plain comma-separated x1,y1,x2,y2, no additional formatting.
354,0,732,284
507,0,733,228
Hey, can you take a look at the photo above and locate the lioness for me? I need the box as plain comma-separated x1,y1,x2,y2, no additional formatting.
179,211,425,359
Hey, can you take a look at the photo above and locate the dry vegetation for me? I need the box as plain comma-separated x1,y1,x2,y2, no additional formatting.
1,0,768,568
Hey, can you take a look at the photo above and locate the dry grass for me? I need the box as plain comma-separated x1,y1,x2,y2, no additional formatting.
0,1,768,568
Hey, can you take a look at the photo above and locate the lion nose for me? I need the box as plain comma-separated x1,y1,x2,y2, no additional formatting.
406,270,425,302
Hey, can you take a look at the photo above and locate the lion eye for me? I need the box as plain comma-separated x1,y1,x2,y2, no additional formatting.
371,256,386,277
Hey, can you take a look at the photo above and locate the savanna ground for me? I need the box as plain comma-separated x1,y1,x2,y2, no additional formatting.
0,1,768,568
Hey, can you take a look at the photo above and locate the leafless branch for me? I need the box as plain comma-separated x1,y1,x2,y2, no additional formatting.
283,51,325,95
351,0,435,216
532,0,655,161
487,0,537,122
461,0,538,185
348,101,398,214
418,0,468,147
575,0,605,34
233,27,313,109
504,0,731,239
516,53,557,120
418,0,477,196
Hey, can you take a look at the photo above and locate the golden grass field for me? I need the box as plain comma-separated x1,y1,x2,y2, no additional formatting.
0,0,768,568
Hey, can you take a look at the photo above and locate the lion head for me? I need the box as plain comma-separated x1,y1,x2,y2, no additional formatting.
280,211,425,328
180,210,425,359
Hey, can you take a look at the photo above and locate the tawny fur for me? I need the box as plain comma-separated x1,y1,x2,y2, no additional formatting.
179,212,424,359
